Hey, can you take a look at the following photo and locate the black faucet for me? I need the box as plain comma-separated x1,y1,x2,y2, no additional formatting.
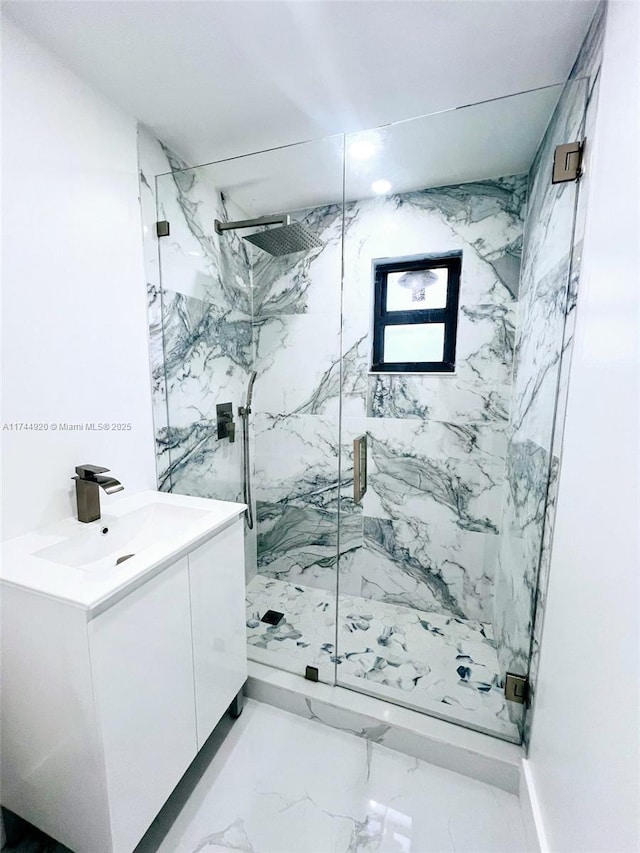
72,465,124,523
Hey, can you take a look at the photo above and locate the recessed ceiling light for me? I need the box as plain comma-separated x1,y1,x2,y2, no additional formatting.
349,138,377,161
371,179,392,195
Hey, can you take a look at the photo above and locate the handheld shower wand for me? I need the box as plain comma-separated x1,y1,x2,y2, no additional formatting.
239,371,257,529
245,370,257,412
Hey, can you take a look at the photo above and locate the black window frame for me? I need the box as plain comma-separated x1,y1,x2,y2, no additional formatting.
371,253,462,373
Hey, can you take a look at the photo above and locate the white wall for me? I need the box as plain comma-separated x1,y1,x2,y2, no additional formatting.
527,3,640,851
1,18,156,540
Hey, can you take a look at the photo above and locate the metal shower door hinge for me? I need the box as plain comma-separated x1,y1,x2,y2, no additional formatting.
552,141,584,184
156,220,170,237
504,672,529,704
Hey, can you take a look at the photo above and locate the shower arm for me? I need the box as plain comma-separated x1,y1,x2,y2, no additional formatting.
214,214,291,234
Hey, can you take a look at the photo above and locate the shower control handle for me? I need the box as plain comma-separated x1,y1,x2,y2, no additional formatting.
216,402,235,443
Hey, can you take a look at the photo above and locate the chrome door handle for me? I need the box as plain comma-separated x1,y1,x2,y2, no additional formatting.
353,434,367,504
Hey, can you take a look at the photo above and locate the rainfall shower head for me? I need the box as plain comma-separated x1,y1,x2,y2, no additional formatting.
214,214,323,257
244,221,322,256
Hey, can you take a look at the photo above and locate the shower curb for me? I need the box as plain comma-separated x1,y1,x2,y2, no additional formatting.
246,660,524,794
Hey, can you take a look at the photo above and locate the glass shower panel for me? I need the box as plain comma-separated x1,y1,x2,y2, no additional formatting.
151,78,589,742
336,80,587,742
154,135,345,683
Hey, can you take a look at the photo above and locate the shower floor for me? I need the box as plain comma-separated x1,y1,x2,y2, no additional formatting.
246,575,520,741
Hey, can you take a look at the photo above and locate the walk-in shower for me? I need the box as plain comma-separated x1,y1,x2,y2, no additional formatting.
147,69,593,745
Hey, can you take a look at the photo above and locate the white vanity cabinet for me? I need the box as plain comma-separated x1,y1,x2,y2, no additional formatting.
189,520,246,748
89,557,197,853
0,511,247,853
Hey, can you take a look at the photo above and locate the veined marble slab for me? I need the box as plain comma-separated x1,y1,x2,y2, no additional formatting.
143,700,528,853
341,518,498,624
137,126,258,571
251,176,527,625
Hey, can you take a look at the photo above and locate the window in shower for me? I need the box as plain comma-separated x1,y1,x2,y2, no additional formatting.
371,253,461,373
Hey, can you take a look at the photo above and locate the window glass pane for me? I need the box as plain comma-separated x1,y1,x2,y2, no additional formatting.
384,323,445,363
386,267,448,312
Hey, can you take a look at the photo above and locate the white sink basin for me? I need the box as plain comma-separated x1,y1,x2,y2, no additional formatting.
1,490,246,611
34,502,209,570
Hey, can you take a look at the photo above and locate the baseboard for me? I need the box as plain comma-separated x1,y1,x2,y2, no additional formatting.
520,759,549,853
246,660,523,794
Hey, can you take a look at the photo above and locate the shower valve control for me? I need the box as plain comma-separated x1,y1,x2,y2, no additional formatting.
216,402,235,443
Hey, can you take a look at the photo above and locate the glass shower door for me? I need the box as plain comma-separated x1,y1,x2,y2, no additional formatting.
153,134,346,684
149,76,589,741
335,79,588,742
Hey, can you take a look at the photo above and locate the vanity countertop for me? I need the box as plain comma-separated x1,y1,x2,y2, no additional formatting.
1,490,246,615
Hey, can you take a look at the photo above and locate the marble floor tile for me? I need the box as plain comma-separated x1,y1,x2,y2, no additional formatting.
4,702,528,853
142,700,530,853
246,576,519,741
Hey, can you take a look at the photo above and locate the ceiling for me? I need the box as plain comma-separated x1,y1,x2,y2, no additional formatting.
158,81,573,216
3,0,597,168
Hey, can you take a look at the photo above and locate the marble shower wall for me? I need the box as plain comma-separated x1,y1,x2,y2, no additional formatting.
253,177,528,626
492,3,605,738
251,203,345,594
137,126,257,578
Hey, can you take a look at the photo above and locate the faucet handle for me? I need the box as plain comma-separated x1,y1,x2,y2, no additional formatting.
74,464,110,480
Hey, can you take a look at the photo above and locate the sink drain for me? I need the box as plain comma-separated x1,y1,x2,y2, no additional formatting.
115,554,135,566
